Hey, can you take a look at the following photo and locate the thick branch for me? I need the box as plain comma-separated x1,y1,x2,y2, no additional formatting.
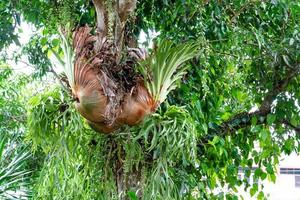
118,0,136,23
280,120,300,135
203,67,299,142
259,70,298,114
114,0,137,62
50,48,65,66
229,0,267,24
92,0,107,38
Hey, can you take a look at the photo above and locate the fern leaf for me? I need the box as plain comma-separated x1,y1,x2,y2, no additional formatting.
138,40,198,104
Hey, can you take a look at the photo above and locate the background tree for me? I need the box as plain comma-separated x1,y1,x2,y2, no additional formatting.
0,65,32,199
0,0,299,199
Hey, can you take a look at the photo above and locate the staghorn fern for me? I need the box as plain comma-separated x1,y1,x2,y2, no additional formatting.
138,40,199,104
58,27,75,88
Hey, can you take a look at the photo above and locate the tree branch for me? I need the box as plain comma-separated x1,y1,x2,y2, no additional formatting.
50,48,65,66
280,119,300,135
259,70,298,114
92,0,107,38
48,66,70,93
114,0,137,62
229,0,267,24
92,0,108,53
203,66,299,142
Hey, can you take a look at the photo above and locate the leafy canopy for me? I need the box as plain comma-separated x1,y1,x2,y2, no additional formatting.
0,0,299,200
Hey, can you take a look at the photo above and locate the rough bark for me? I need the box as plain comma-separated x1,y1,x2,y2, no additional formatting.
106,139,144,200
92,0,137,60
71,0,148,193
92,0,108,52
92,0,107,38
114,0,137,62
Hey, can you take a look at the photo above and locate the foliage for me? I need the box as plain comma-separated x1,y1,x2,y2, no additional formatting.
0,134,31,200
26,87,103,199
0,0,20,50
58,28,74,87
26,86,199,199
132,106,198,199
0,0,300,199
0,64,28,135
0,65,32,199
137,1,300,198
138,40,199,104
22,35,52,78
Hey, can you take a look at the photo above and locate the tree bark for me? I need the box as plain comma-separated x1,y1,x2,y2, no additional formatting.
92,0,137,60
92,0,108,52
92,0,107,38
114,0,137,62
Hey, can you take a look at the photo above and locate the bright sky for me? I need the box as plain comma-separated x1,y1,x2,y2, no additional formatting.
6,22,36,73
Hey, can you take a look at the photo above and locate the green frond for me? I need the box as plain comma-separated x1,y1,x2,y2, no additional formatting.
122,106,198,199
138,40,199,104
146,106,197,199
58,27,75,87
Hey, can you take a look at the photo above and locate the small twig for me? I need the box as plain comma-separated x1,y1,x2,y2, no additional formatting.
2,114,26,123
280,119,300,134
48,66,70,93
213,50,240,59
208,38,229,43
229,0,265,24
50,48,65,66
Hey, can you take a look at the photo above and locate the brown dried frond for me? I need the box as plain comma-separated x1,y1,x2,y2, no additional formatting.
70,25,156,133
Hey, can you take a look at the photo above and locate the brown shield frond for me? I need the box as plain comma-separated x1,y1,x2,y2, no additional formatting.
60,24,197,134
69,26,155,133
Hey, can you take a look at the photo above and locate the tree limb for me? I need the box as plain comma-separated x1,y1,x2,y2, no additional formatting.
92,0,107,38
229,0,267,24
203,66,299,142
114,0,137,62
48,66,70,93
92,0,108,53
280,119,300,135
50,48,65,67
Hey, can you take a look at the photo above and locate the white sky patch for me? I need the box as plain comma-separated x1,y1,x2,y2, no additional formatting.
5,21,37,74
249,104,259,113
138,29,159,49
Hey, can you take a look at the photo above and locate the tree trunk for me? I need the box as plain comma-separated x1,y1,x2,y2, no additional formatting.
73,1,147,198
108,139,144,200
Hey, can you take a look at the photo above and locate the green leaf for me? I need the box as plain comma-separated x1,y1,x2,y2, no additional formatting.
52,38,60,47
41,37,48,46
212,136,220,145
257,191,265,200
260,130,269,142
254,168,262,178
138,39,198,103
267,114,276,125
128,191,138,200
250,185,258,197
251,116,257,125
269,174,276,183
266,164,273,174
290,116,298,127
260,172,267,180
